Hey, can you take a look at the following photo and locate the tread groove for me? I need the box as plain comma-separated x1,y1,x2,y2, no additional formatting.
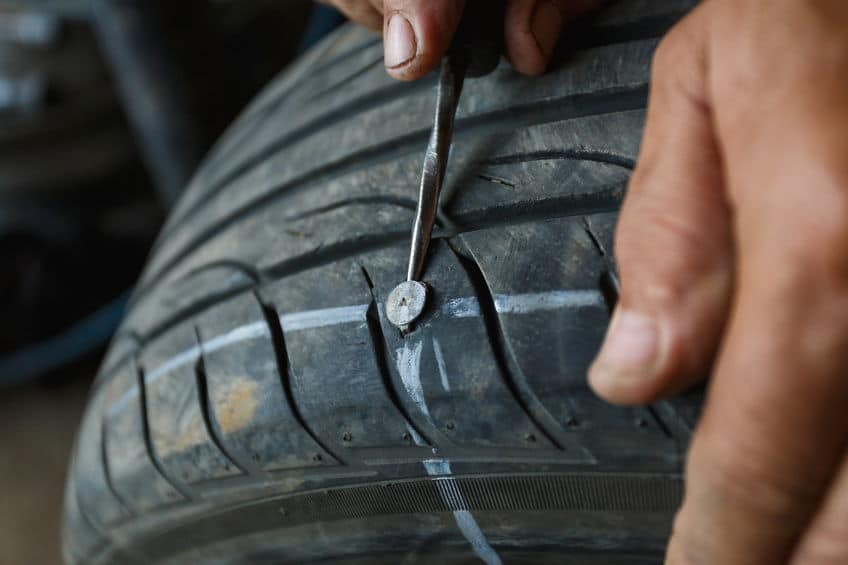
99,416,133,520
135,361,192,499
178,259,260,284
446,240,564,449
582,217,608,257
477,174,516,188
193,327,249,475
598,271,620,315
447,187,623,230
254,292,344,465
362,268,435,447
288,195,420,222
582,215,621,313
646,405,674,440
484,149,635,170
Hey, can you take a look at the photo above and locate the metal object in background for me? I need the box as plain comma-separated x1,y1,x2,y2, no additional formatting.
90,0,312,207
90,0,204,206
0,11,136,196
0,10,61,46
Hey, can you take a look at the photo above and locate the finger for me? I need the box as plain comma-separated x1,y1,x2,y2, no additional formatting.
588,11,733,405
504,0,599,75
791,453,848,564
383,0,465,80
667,212,848,563
329,0,383,31
666,29,848,565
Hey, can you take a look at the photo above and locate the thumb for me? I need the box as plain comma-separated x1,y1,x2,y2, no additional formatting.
383,0,465,80
589,16,733,404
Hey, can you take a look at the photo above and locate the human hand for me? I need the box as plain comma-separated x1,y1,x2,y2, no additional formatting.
316,0,598,79
588,1,848,563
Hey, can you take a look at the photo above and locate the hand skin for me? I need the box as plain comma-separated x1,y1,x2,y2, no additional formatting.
587,0,848,563
316,0,597,79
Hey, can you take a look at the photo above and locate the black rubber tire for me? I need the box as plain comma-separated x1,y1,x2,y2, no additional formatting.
63,2,705,563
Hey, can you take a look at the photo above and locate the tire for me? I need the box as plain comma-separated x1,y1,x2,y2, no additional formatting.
63,1,704,563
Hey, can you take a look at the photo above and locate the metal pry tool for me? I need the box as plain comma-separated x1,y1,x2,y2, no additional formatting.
386,0,505,332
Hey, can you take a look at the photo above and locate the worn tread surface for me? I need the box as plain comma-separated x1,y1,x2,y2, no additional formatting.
64,2,704,563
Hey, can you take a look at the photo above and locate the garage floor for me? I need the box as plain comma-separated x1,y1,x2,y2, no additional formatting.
0,368,92,565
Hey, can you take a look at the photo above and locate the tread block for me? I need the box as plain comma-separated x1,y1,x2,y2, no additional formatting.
260,261,425,452
140,325,241,484
448,110,643,215
102,363,185,511
127,263,256,345
71,389,131,526
195,292,338,471
461,219,677,464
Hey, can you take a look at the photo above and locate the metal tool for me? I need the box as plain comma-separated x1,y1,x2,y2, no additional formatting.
387,1,505,331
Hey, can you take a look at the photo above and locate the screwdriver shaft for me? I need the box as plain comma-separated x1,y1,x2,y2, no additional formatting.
406,58,465,282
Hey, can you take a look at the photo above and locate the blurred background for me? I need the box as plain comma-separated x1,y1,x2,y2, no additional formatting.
0,1,343,561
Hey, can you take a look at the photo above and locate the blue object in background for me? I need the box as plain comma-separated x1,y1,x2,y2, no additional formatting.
0,292,129,387
299,4,346,52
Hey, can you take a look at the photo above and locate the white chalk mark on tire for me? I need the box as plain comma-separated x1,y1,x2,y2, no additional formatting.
424,459,502,565
494,290,604,314
202,321,268,352
432,337,451,392
395,339,428,418
441,297,481,318
280,304,368,331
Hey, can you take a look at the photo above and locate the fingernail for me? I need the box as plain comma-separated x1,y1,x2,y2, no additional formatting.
385,14,416,69
531,1,563,62
590,309,665,386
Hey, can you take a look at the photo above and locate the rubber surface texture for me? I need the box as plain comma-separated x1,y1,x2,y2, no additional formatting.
63,1,704,563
